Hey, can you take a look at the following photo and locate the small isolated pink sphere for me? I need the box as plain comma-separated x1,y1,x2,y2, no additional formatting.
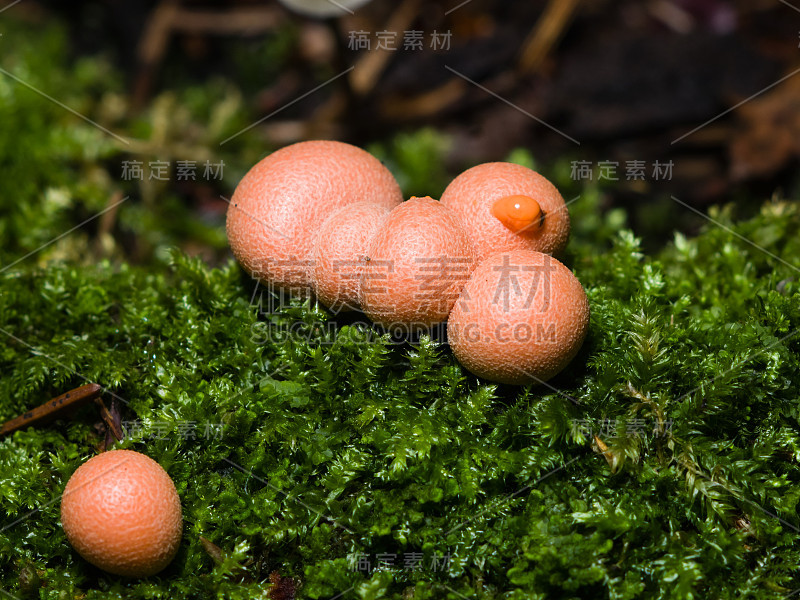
448,250,589,385
60,449,182,577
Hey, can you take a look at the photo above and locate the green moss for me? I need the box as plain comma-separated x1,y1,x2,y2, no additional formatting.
0,15,271,271
0,19,118,264
1,194,799,599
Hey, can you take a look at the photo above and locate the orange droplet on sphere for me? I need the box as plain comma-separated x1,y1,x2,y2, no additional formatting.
491,195,543,233
440,162,570,262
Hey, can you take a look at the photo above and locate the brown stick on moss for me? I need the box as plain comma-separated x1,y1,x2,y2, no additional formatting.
0,383,103,436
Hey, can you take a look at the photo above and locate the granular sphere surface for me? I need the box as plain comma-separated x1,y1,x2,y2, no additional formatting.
312,202,391,312
440,162,570,262
60,449,183,577
226,140,403,293
448,250,589,385
360,197,476,333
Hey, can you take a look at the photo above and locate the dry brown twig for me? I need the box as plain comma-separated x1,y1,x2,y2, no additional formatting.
518,0,581,74
0,384,103,436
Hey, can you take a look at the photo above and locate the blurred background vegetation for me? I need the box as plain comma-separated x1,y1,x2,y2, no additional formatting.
1,0,798,273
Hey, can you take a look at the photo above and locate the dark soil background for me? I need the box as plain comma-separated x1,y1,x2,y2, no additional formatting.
19,0,800,250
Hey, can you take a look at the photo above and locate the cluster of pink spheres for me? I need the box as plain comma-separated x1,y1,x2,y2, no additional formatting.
58,140,592,581
227,140,590,386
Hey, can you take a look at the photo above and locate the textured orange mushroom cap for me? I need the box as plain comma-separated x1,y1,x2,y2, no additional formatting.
440,162,570,262
360,196,477,334
312,202,391,312
448,250,589,385
226,140,403,293
60,450,182,577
